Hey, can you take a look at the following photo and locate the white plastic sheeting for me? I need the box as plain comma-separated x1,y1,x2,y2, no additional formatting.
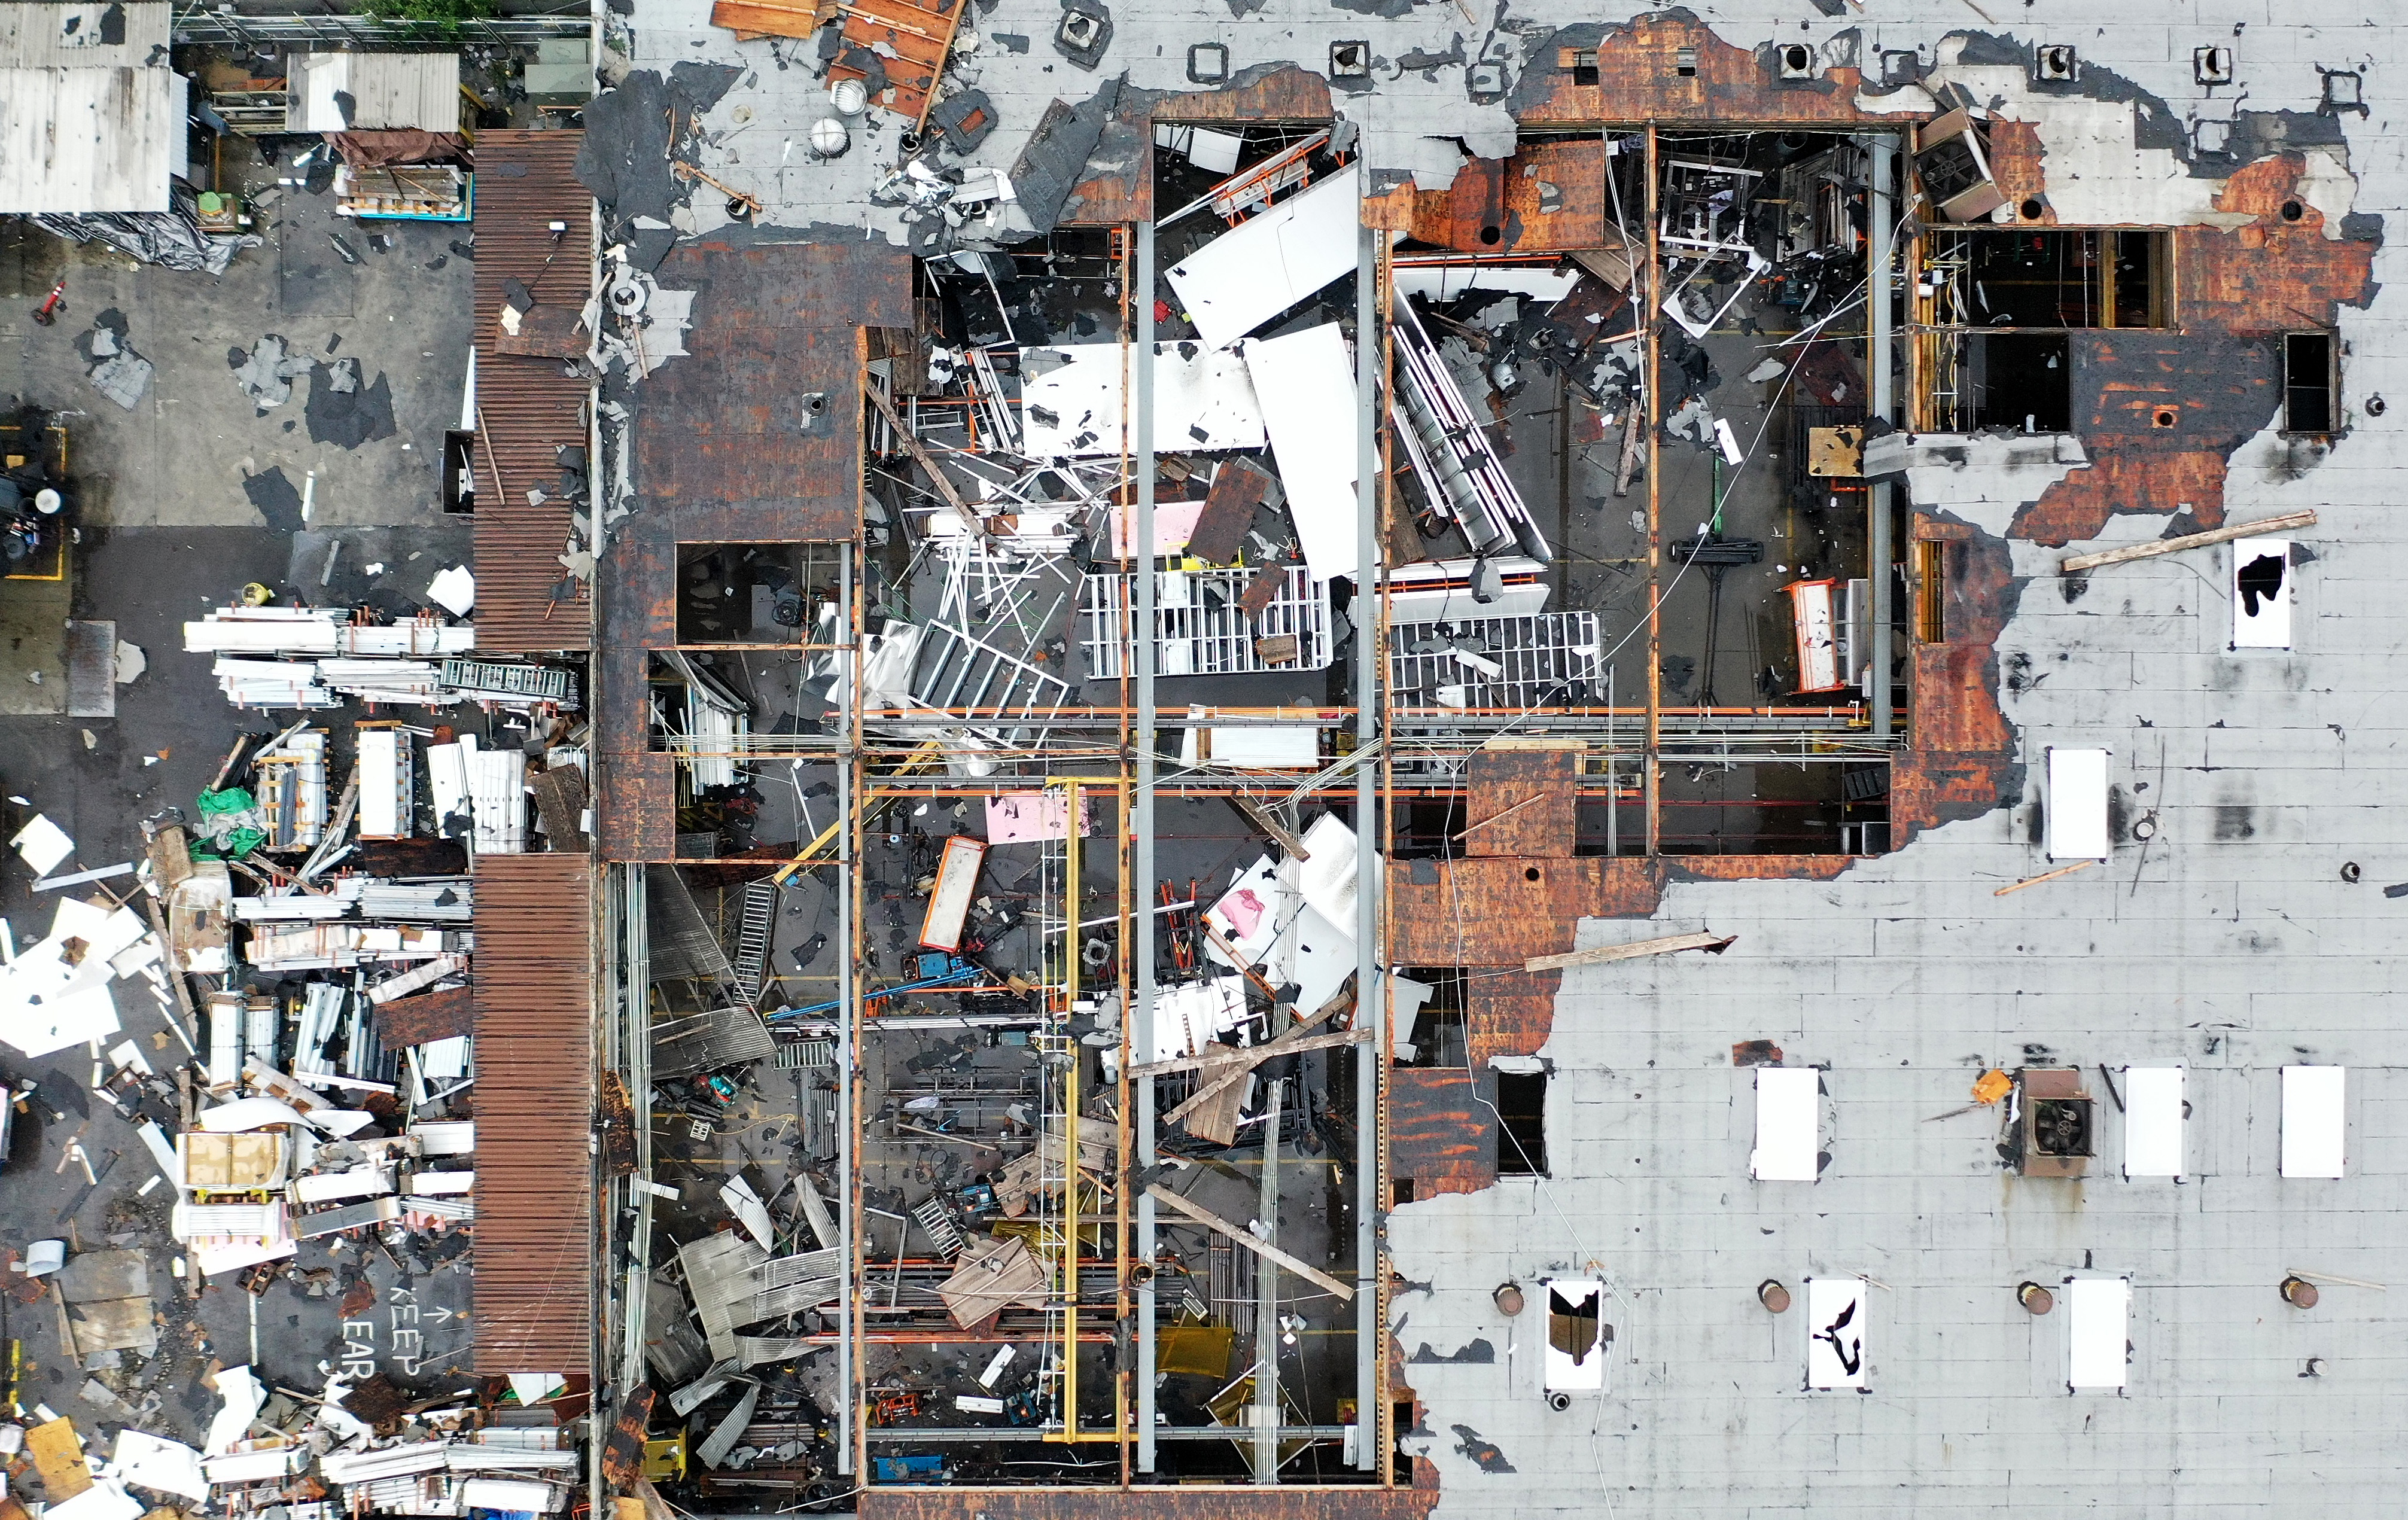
1804,1275,1868,1391
2121,1065,2185,1180
1238,323,1362,583
1177,724,1320,769
2230,536,2293,650
1541,1279,1608,1391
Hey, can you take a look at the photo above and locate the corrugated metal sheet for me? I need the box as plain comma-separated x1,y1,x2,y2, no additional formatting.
0,66,174,213
0,3,170,68
472,129,592,654
290,52,460,132
469,853,593,1375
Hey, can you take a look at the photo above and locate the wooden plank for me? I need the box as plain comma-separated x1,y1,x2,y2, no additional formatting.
1992,859,2097,897
25,1417,90,1500
1130,1027,1366,1081
1146,1184,1354,1301
2060,509,2316,574
863,382,983,536
1226,794,1308,860
1452,791,1546,840
708,0,820,39
1521,930,1732,974
1166,989,1353,1128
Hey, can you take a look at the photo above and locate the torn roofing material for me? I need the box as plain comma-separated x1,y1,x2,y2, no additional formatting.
1165,162,1366,349
1019,340,1265,459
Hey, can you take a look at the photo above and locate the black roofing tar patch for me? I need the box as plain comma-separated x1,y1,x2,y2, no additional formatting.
305,364,398,450
1410,1338,1496,1363
244,467,304,532
1451,1424,1515,1473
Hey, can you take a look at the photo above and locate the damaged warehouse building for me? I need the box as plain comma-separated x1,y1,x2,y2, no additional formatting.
68,0,2380,1515
553,3,2398,1512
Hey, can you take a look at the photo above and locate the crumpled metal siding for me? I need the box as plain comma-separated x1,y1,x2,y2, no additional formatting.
472,129,592,654
469,853,595,1373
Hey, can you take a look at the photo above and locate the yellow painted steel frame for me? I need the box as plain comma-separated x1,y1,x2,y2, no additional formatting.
1045,778,1124,1442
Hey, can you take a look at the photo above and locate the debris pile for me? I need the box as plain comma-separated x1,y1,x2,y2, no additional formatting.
0,747,587,1509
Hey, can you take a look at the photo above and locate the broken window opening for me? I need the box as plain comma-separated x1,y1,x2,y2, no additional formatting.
1573,787,1646,857
1393,798,1467,859
2283,330,2337,435
1655,759,1885,858
673,543,845,646
1916,331,2071,434
1920,229,2170,331
1494,1069,1548,1175
1399,967,1468,1068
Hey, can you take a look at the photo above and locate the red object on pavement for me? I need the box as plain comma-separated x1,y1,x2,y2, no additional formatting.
30,280,65,327
1153,299,1171,323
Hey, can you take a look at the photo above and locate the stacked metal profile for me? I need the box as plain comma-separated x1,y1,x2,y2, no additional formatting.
468,854,595,1373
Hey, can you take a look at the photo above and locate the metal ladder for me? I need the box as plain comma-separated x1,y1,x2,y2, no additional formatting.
733,881,778,1007
911,1195,967,1260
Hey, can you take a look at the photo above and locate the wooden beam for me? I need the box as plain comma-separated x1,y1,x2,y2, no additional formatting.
862,382,984,537
1226,794,1309,860
1165,989,1355,1129
1523,930,1731,974
1200,922,1280,1001
1452,790,1546,841
1146,1183,1354,1301
708,0,821,39
2060,509,2316,574
1992,858,2096,897
1129,1026,1366,1082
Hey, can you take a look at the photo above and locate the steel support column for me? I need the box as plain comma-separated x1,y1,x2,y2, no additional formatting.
1868,135,1898,740
839,555,859,1477
1352,214,1382,1472
1133,218,1161,1475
